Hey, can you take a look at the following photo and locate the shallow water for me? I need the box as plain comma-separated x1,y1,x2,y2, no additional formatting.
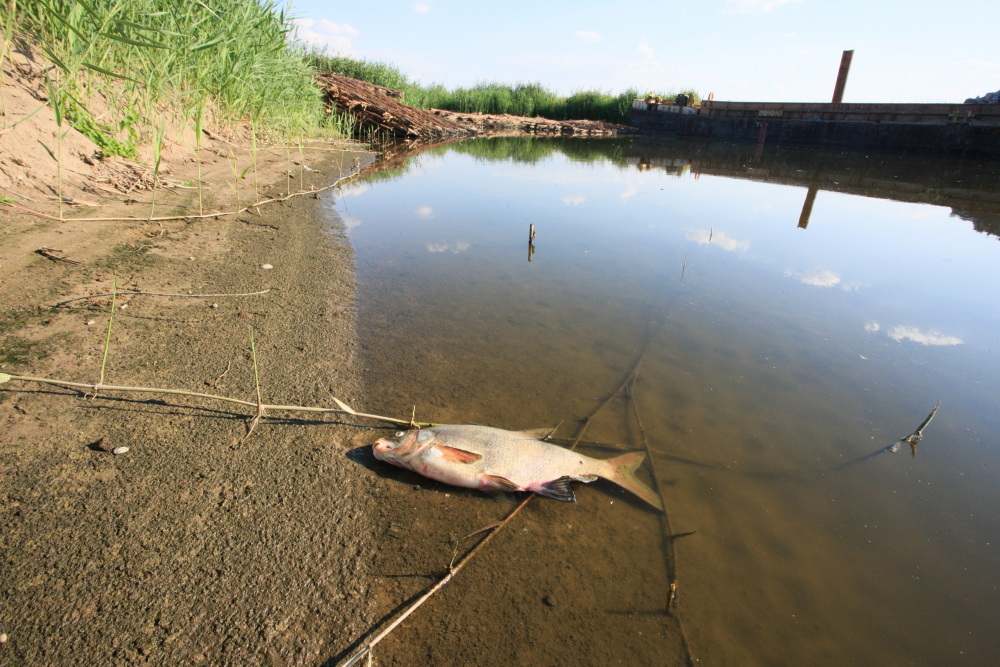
332,137,1000,664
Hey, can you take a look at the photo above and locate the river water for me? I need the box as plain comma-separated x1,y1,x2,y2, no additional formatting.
331,137,1000,665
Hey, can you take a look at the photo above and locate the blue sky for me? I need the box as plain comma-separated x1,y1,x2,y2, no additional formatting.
288,0,998,103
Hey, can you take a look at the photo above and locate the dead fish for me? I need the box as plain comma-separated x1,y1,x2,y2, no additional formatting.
372,424,663,511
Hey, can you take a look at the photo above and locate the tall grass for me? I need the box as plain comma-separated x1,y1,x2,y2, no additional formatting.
307,52,700,125
10,0,337,155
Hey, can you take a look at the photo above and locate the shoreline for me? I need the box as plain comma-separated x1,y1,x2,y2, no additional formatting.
0,145,389,662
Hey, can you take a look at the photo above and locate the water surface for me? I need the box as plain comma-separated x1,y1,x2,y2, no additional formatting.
332,137,1000,664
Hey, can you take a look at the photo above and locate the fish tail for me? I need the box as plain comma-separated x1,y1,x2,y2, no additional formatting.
605,452,664,511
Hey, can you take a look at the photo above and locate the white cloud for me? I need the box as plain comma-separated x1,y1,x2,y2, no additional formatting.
416,206,434,219
686,229,749,251
887,326,963,346
412,2,431,13
562,195,587,206
725,0,803,12
426,241,470,254
637,41,655,59
292,18,358,54
575,30,602,43
620,185,638,200
864,321,880,333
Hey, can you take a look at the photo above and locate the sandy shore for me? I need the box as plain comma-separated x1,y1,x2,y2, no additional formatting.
0,136,394,662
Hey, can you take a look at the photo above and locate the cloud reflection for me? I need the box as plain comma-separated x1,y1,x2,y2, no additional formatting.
887,325,963,346
562,195,586,206
416,206,434,219
338,182,370,197
426,241,470,254
786,268,865,291
686,229,749,251
865,321,963,346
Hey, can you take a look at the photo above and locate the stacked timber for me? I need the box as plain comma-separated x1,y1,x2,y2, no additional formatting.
317,73,475,139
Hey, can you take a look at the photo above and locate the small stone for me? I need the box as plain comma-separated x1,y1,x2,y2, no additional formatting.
0,633,7,643
112,446,129,455
85,319,96,326
261,263,273,270
210,303,219,309
91,437,113,452
543,594,557,607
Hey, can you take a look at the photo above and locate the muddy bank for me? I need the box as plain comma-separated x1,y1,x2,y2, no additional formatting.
0,147,394,663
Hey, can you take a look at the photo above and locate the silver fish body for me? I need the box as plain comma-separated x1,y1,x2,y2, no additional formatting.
372,424,663,510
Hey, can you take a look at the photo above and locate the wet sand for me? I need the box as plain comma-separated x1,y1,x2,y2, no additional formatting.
0,148,396,663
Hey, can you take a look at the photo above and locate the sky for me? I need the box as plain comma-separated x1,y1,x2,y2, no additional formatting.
288,0,999,104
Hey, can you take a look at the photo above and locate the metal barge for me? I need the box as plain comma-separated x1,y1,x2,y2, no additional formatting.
626,99,1000,159
627,50,1000,159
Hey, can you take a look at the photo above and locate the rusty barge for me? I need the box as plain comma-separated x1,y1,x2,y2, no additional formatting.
626,98,1000,159
627,49,1000,159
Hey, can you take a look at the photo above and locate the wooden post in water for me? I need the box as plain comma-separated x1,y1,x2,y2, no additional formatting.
831,50,854,104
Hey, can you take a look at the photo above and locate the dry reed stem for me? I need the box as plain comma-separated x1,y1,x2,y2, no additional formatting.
53,288,272,308
240,326,265,443
0,373,421,427
4,168,360,224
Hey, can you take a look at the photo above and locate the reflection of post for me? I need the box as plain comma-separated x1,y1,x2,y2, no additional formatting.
753,122,767,163
527,224,537,262
798,183,819,229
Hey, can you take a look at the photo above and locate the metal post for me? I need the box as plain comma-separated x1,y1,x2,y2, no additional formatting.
831,50,853,104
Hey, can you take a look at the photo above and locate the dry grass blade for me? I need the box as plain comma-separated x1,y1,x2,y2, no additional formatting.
54,288,272,308
2,373,422,427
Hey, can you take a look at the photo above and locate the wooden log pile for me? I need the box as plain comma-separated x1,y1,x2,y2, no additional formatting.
318,72,636,139
430,109,636,137
317,73,475,139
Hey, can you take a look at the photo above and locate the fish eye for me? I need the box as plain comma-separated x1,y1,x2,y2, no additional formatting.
395,431,405,437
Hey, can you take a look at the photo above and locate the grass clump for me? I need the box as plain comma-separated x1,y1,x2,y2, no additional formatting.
9,0,341,154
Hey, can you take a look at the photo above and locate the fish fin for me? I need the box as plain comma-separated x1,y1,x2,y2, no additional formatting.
514,427,559,440
533,476,577,503
481,474,521,492
573,474,598,483
604,452,665,511
437,446,483,464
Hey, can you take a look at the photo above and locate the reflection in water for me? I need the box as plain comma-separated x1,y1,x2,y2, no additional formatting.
333,136,1000,665
885,325,963,347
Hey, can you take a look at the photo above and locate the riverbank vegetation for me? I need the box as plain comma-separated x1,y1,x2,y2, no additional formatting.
3,0,347,159
3,0,697,181
307,53,700,126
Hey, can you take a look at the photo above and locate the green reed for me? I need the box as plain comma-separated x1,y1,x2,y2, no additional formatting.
12,0,337,157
